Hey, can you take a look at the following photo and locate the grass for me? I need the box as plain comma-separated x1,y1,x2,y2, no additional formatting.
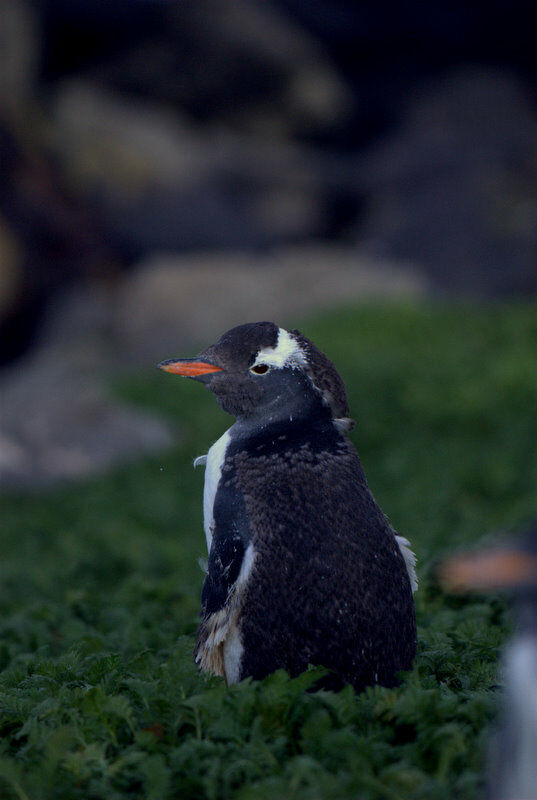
1,302,536,800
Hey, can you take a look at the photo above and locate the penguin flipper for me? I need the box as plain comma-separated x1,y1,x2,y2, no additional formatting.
195,529,256,679
195,462,255,678
201,531,246,615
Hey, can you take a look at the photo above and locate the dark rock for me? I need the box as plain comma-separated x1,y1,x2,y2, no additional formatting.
79,0,352,139
0,0,39,116
353,68,537,297
0,213,23,326
0,118,123,366
51,81,331,253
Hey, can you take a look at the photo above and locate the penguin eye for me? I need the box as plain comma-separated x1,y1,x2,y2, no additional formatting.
250,363,269,375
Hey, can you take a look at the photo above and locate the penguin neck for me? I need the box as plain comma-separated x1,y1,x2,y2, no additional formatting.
231,388,335,442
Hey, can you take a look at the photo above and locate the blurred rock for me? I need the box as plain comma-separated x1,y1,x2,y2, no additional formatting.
354,68,537,296
0,0,39,116
0,214,22,320
0,120,123,366
0,286,174,490
115,245,425,362
51,81,332,254
90,0,352,140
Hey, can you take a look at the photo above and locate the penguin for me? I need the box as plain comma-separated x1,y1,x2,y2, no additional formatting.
159,321,417,691
440,523,537,800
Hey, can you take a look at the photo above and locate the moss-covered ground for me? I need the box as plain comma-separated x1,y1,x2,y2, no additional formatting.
1,303,536,799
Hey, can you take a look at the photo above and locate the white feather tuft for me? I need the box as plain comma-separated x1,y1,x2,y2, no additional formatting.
333,417,354,432
395,534,418,592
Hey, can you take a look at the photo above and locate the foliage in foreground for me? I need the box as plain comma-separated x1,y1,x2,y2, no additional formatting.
1,303,536,799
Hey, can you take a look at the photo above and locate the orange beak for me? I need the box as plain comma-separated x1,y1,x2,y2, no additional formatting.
439,549,537,593
158,359,223,377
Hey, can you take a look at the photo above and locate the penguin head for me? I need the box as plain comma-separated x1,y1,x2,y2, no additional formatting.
159,321,354,429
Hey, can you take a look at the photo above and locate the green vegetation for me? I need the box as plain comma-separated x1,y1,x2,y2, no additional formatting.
1,303,536,800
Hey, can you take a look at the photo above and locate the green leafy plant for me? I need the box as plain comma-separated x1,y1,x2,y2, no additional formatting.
1,303,536,799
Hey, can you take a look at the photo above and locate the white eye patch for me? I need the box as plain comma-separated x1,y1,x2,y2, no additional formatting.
252,328,307,370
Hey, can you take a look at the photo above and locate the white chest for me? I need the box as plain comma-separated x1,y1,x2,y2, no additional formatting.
201,428,232,552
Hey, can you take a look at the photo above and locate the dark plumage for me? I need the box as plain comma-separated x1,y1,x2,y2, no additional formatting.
159,322,417,691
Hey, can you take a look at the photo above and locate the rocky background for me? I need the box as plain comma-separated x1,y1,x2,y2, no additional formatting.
1,0,536,489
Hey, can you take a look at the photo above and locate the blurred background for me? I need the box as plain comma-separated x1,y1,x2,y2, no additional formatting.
1,0,536,490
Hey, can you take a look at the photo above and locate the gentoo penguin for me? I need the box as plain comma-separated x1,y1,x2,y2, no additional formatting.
440,523,537,800
159,322,417,691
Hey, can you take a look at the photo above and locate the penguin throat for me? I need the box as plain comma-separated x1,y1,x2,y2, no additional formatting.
234,390,332,434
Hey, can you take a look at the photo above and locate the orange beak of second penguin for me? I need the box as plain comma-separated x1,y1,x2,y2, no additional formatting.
439,549,537,593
